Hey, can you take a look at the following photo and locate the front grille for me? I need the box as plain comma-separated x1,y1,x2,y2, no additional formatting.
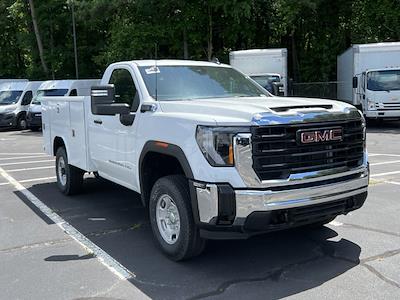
378,103,400,110
251,119,364,181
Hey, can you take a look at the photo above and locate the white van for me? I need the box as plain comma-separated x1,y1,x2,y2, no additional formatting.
27,79,100,130
0,81,43,129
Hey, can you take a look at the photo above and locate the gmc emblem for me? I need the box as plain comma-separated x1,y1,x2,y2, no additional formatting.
298,128,343,144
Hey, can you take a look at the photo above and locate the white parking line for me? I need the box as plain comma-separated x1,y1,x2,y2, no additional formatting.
371,171,400,178
370,160,400,166
7,166,54,172
0,155,49,161
385,181,400,186
0,160,54,167
0,177,56,186
0,153,46,156
369,153,400,157
0,166,136,281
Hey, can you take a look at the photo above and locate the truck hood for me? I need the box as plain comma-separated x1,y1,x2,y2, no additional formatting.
0,104,17,113
159,97,360,125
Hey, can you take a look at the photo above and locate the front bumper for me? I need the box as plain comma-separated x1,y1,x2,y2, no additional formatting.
365,110,400,119
0,113,16,127
193,167,368,239
26,112,42,127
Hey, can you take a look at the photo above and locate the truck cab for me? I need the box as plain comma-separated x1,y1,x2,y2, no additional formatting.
0,81,43,129
250,73,285,95
42,60,368,261
27,79,100,130
354,68,400,118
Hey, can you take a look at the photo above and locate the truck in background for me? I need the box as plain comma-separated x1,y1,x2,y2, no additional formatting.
337,42,400,120
0,81,43,129
27,79,100,131
42,60,368,260
229,49,288,96
0,79,28,84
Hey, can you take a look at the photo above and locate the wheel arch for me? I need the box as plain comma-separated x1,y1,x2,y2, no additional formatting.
139,141,194,208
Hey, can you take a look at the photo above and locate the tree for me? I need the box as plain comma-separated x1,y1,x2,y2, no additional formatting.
27,0,48,76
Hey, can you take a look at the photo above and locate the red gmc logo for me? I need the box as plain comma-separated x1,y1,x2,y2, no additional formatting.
299,128,343,144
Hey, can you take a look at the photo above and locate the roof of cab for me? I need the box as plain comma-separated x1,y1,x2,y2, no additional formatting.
0,81,43,91
39,79,99,90
114,59,231,68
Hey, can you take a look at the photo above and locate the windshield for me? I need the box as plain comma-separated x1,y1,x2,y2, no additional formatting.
139,66,269,101
32,89,69,105
0,90,23,105
250,75,281,93
367,70,400,91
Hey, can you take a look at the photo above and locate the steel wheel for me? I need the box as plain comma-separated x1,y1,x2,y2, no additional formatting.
156,194,181,245
57,156,67,187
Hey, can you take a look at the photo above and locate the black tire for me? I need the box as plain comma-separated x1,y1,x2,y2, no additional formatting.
17,115,27,130
55,147,84,195
30,126,41,132
149,175,205,261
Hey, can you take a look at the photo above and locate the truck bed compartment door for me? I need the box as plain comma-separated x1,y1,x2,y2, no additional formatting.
69,101,88,169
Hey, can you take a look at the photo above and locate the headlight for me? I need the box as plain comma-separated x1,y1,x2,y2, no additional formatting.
367,100,375,110
196,126,250,167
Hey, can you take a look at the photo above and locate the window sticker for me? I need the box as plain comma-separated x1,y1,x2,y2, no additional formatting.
145,66,160,74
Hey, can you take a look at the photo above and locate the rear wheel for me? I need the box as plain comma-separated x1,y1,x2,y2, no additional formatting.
55,147,84,195
149,175,205,261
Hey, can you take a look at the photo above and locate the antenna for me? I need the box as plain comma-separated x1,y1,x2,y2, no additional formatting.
154,43,158,101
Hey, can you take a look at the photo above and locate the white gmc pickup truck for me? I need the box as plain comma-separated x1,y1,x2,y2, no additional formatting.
42,60,369,261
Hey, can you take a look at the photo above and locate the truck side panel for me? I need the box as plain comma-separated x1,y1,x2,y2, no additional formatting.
337,47,354,104
69,101,88,170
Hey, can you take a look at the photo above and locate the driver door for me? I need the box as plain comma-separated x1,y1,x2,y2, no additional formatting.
88,67,141,190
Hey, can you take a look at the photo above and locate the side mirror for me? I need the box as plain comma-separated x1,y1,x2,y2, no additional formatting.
272,82,285,96
353,77,358,89
91,85,130,115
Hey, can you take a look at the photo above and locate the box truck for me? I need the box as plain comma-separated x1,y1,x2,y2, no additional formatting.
229,49,288,96
42,59,368,260
337,42,400,119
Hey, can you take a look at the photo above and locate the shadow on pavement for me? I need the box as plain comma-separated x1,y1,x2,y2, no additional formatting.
19,179,362,300
366,119,400,134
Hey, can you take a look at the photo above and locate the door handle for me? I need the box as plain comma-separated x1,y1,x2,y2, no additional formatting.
94,119,103,125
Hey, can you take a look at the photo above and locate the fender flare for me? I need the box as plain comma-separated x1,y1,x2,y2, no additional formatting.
139,140,195,206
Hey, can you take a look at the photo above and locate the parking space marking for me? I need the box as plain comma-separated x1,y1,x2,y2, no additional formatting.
0,155,49,161
18,176,56,183
0,166,135,281
0,177,56,186
385,181,400,186
0,152,46,156
371,170,400,178
0,159,54,167
7,166,54,173
369,153,400,157
370,160,400,166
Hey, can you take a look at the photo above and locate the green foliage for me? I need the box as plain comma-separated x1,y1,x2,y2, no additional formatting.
0,0,399,82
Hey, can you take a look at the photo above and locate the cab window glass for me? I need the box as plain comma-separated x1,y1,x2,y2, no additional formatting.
21,91,33,105
109,69,140,111
69,89,78,96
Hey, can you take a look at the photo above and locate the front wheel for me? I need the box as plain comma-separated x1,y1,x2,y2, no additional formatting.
55,147,84,195
17,116,27,130
149,175,205,261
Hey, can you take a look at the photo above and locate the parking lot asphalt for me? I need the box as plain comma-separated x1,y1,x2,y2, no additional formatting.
0,122,400,300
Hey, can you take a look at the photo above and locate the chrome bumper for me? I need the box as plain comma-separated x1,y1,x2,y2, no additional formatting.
195,168,368,224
